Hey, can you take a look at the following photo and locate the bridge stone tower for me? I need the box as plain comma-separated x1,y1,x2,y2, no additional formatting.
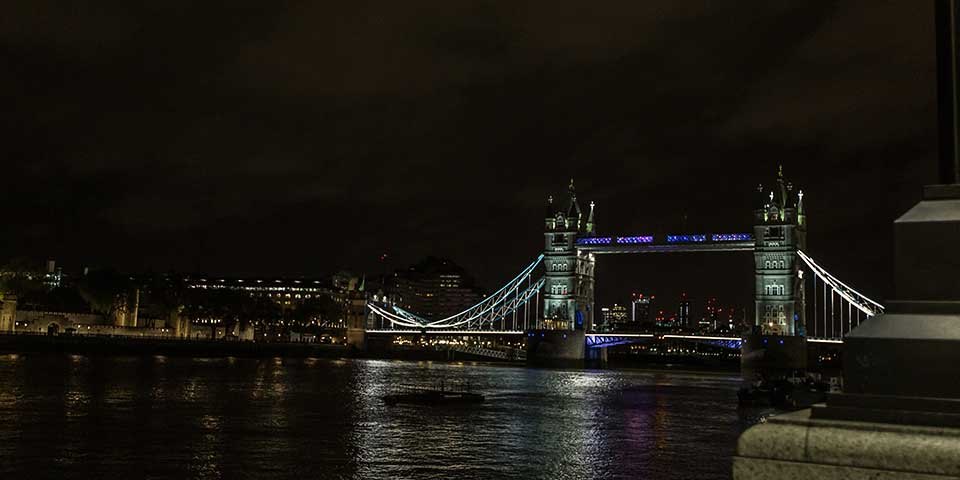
753,167,807,335
543,180,595,331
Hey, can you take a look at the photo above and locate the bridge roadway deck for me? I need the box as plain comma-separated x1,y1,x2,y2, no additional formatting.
575,241,755,254
365,330,841,344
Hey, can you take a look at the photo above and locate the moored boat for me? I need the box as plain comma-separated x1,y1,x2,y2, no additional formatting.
383,389,485,406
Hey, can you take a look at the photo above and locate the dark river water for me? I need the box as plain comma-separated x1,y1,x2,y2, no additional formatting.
0,354,770,479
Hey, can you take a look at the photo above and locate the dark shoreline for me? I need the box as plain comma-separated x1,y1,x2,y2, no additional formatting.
0,334,742,375
0,334,352,359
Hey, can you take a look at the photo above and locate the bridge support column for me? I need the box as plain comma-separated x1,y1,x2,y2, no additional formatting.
526,330,584,367
585,345,607,367
346,290,367,352
740,335,807,383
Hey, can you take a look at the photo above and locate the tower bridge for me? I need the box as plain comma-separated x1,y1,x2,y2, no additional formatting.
360,167,884,363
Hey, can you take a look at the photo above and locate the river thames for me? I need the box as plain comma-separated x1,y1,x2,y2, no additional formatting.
0,354,770,479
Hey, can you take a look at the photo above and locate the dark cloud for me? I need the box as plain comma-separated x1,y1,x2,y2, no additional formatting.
0,1,940,314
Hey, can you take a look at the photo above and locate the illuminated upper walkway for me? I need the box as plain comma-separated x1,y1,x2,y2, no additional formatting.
575,233,755,254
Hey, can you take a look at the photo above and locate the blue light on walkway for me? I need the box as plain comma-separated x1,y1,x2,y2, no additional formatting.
615,236,654,244
667,234,707,243
711,233,754,242
577,237,613,245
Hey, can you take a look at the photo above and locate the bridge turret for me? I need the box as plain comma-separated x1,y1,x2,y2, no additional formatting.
566,178,583,231
545,195,556,230
797,190,806,227
753,166,807,336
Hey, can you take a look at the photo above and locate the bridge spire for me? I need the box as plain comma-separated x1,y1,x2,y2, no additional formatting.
566,178,583,230
586,200,596,235
776,164,788,212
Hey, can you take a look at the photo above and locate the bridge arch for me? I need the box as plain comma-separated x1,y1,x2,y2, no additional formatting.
46,322,61,335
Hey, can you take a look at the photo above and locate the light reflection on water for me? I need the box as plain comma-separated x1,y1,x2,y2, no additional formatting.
0,355,768,479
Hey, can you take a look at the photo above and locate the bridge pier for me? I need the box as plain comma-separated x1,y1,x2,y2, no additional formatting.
584,345,607,367
740,334,807,383
525,330,585,367
346,289,367,352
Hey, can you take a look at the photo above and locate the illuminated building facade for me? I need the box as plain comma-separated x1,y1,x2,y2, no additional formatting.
388,257,482,320
600,303,628,332
627,293,654,332
700,297,719,332
184,276,342,308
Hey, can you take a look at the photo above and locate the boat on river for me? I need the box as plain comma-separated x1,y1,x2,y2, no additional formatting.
383,382,484,406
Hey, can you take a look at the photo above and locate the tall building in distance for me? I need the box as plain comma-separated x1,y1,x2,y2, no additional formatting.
700,297,720,332
678,293,691,329
630,293,653,331
388,257,482,320
600,303,628,332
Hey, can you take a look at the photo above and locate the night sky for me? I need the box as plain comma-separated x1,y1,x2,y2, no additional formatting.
2,1,942,315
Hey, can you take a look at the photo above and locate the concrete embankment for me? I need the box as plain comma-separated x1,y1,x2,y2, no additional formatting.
0,334,351,358
0,334,524,363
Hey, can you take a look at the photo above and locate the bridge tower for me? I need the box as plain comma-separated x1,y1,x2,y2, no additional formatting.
753,166,807,335
543,180,595,330
576,201,597,332
345,278,368,350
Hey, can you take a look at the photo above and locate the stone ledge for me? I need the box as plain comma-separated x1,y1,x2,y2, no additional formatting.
733,457,959,480
923,184,960,200
736,409,960,477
